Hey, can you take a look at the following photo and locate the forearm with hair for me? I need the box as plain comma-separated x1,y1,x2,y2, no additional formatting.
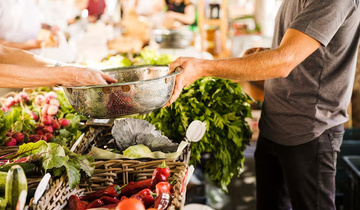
0,45,57,67
202,48,294,82
0,64,72,88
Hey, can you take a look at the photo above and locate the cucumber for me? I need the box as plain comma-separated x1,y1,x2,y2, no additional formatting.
0,197,6,209
5,165,27,210
0,171,7,194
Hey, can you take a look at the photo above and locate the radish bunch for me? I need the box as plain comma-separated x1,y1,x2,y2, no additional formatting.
1,90,74,146
1,92,30,112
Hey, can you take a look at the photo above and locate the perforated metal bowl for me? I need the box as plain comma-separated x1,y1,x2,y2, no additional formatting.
152,29,194,49
63,65,181,119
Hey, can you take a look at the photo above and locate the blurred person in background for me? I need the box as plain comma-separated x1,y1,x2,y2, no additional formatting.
87,0,107,23
0,0,58,51
163,0,195,28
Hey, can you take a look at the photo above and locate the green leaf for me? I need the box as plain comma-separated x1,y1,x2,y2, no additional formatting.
11,140,47,159
64,159,81,189
43,156,68,172
13,121,23,132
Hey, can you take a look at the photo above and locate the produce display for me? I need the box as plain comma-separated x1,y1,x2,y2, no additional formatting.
0,48,253,209
89,50,253,192
0,88,85,147
68,162,174,210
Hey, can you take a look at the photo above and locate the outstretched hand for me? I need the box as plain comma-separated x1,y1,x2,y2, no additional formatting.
63,67,117,87
165,57,204,106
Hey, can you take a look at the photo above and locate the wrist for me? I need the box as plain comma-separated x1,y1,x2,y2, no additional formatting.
198,59,211,77
53,66,75,86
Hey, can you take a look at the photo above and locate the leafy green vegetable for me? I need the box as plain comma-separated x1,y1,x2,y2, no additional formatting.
122,144,152,158
9,141,94,188
133,49,174,65
138,77,253,191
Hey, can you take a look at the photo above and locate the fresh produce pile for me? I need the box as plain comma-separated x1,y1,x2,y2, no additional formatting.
138,78,253,192
68,162,175,210
84,49,174,69
0,88,85,147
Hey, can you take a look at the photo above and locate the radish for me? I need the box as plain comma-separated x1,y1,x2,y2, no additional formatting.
30,135,40,142
59,119,70,127
14,94,21,103
45,92,57,103
35,95,45,106
12,132,24,144
36,124,45,130
5,138,17,146
18,92,29,101
5,97,15,107
29,111,39,121
15,92,30,103
36,130,44,136
41,104,49,115
47,105,59,116
52,121,60,130
42,115,53,126
43,126,53,134
1,107,10,112
49,99,60,107
45,133,53,142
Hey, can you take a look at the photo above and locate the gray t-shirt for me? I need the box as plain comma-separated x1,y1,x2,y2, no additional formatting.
259,0,360,146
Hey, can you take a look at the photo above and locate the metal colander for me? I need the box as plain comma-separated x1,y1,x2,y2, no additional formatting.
63,65,181,119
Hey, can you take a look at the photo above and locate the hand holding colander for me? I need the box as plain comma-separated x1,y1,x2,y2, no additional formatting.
63,65,182,119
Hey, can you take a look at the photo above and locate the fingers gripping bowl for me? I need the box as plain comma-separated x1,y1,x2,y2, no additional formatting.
63,65,182,119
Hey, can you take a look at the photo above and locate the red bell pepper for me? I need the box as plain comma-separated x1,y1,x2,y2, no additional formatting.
100,196,120,205
149,161,171,190
119,179,152,197
86,199,104,209
80,184,125,201
153,182,172,210
130,188,155,208
69,195,87,210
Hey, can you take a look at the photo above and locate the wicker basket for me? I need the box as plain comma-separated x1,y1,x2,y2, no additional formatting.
79,159,188,210
30,159,188,210
29,175,84,210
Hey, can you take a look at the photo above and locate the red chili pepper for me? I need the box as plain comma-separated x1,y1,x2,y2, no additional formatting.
119,179,152,197
86,199,104,209
130,189,155,208
80,184,125,201
153,182,172,210
69,195,87,210
149,161,171,190
100,196,120,205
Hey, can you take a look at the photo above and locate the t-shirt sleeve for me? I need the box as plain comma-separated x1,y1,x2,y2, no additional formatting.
289,0,356,47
